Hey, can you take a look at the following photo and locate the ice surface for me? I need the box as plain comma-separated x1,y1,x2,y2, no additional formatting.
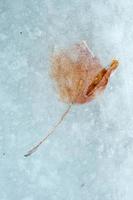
1,0,133,199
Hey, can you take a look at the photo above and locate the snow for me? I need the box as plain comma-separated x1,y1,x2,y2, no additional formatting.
1,0,133,199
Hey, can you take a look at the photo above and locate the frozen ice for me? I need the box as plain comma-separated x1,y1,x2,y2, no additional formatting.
1,0,133,199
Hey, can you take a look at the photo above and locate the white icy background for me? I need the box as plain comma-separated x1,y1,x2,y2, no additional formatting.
1,0,133,199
